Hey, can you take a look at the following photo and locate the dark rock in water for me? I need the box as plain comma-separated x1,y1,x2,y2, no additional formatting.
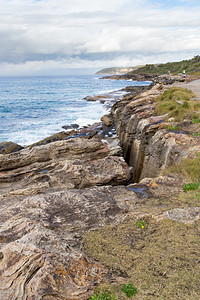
0,80,200,299
29,130,76,148
62,124,79,130
0,141,23,154
84,95,111,101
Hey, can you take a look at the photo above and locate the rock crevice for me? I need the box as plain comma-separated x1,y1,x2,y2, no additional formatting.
111,84,200,181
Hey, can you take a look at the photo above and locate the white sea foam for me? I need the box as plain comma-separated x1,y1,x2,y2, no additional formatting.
0,75,150,145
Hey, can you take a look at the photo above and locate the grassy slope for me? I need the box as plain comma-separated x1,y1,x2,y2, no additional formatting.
154,87,200,122
84,87,200,300
84,217,200,300
128,56,200,75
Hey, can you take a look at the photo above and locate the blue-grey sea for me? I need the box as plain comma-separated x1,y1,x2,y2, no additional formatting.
0,75,150,146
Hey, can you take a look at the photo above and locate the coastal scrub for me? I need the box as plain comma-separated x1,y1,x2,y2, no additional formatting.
154,87,198,122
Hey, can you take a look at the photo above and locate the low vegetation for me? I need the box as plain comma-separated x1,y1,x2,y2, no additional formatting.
84,216,200,299
86,83,200,300
89,284,138,299
154,87,200,122
128,55,200,75
167,152,200,206
169,153,200,183
121,284,138,298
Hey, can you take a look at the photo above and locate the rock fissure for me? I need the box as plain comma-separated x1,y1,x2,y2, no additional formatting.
0,81,200,299
111,83,200,182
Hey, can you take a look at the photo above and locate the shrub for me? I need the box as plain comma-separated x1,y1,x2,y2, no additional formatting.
182,101,189,108
183,182,200,191
155,88,198,122
192,133,200,136
192,118,200,124
121,284,138,297
136,220,147,228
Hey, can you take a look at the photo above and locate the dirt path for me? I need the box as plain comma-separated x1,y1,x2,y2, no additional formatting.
171,79,200,100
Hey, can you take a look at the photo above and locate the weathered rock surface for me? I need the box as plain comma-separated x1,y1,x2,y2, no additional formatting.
0,134,133,299
1,170,197,299
0,138,131,198
111,83,200,181
0,82,200,299
101,73,185,84
0,141,23,154
0,185,140,299
101,114,113,126
0,138,109,171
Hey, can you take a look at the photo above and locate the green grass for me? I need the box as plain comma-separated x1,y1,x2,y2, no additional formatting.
136,220,147,228
154,87,198,122
168,126,181,131
168,153,200,198
183,182,200,191
192,118,200,124
169,155,200,182
89,284,138,299
121,284,138,297
193,132,200,136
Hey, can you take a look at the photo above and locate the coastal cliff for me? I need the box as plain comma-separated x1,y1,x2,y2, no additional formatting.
0,81,200,299
111,83,200,181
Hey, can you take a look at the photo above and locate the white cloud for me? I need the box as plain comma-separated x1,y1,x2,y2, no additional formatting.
0,0,199,75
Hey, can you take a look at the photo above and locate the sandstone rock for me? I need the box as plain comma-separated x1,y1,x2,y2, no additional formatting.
29,131,76,148
84,95,111,101
101,114,113,126
0,80,199,299
0,186,139,299
0,137,130,197
62,123,79,130
0,227,107,300
0,138,109,172
0,141,23,154
162,207,200,224
112,83,200,181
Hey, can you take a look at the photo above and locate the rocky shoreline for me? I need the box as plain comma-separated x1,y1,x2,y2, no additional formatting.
101,72,185,85
0,78,200,299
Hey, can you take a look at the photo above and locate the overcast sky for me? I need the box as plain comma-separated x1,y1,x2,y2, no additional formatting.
0,0,200,75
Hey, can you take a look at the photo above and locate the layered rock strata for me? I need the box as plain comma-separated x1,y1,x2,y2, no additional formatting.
0,135,133,299
101,73,185,84
111,84,200,182
0,83,200,299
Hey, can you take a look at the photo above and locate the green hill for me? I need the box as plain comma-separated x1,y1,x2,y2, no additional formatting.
128,56,200,75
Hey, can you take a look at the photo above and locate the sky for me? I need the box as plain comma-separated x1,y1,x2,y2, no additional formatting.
0,0,200,75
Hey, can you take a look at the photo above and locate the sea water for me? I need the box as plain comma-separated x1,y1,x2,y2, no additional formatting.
0,74,150,146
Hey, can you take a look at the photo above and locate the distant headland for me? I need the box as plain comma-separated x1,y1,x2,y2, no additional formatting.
97,55,200,75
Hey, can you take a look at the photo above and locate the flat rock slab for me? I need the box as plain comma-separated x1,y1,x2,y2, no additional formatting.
0,186,139,299
0,137,131,196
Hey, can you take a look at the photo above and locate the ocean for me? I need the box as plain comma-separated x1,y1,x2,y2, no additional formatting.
0,75,150,146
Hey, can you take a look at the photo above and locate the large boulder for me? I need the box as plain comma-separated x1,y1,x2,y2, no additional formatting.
0,141,23,154
0,137,131,197
101,114,113,126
